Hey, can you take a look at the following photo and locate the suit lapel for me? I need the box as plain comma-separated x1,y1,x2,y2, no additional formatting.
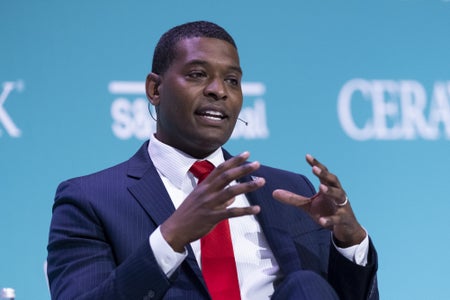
126,142,207,291
126,142,175,225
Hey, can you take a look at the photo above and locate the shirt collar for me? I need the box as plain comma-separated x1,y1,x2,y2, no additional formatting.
148,135,225,189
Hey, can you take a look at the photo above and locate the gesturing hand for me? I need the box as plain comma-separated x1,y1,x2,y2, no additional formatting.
272,154,366,248
161,152,265,252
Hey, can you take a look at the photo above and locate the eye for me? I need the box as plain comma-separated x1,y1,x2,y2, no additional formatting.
187,70,207,79
225,77,240,86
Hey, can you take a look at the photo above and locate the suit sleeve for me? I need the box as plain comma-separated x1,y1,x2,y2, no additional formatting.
47,180,172,300
328,237,379,300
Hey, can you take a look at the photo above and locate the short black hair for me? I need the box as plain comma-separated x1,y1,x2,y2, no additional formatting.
151,21,237,75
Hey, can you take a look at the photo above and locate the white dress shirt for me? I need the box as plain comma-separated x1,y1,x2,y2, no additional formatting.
147,136,369,299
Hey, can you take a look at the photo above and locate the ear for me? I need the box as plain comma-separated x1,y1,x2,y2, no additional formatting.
145,72,161,106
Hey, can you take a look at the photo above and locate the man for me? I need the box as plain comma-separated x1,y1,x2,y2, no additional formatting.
47,21,378,299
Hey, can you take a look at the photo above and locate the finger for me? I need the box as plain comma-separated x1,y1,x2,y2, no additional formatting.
202,205,261,225
272,189,312,207
306,154,328,172
307,155,342,189
206,153,261,189
319,184,348,207
318,215,341,228
209,177,265,207
317,170,341,189
335,194,349,207
224,205,261,219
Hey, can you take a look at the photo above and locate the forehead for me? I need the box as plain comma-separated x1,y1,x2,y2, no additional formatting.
172,37,241,72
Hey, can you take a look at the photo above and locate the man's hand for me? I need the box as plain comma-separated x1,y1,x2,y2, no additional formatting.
272,154,366,248
161,151,265,252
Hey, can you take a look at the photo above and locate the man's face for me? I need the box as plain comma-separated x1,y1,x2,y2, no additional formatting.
150,37,243,158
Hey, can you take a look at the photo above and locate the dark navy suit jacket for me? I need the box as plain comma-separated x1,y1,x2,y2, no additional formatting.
47,142,378,299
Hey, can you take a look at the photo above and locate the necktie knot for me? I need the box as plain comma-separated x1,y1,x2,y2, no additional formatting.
190,160,215,183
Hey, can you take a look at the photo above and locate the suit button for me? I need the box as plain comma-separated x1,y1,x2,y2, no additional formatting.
147,290,155,298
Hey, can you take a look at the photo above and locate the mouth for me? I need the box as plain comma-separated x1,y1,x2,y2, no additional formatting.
195,109,228,122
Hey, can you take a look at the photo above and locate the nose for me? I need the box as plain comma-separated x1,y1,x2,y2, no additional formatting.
204,77,227,101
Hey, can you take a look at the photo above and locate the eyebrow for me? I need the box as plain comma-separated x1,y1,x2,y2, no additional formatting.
185,59,243,75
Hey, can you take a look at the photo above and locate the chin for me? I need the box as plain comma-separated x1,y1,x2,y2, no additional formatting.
192,136,228,154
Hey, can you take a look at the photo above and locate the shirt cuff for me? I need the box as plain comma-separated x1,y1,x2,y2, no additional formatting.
149,226,188,277
332,229,369,266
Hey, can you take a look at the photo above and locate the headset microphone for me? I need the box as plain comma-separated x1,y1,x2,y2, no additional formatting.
238,118,248,126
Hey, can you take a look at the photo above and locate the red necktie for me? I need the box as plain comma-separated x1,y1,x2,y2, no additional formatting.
190,160,241,300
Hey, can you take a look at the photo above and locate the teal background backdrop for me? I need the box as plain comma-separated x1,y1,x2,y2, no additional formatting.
2,1,450,298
